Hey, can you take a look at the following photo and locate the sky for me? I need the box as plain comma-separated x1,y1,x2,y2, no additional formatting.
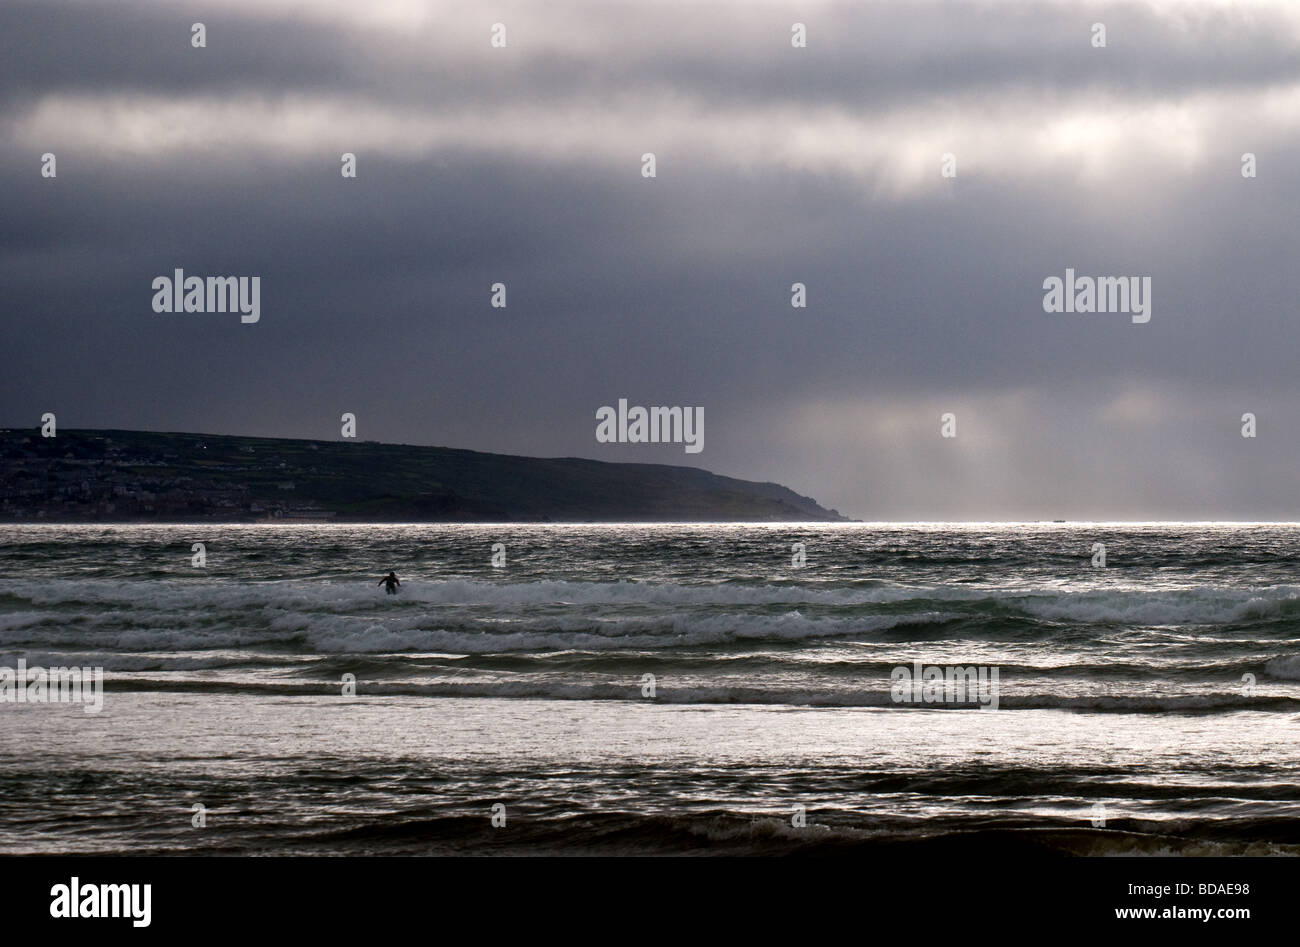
3,0,1299,520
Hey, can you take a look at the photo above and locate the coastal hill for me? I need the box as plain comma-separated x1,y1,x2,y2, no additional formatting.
0,429,849,523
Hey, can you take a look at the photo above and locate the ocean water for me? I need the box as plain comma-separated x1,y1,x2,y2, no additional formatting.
1,522,1298,855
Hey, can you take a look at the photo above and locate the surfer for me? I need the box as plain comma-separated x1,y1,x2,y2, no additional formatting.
378,571,400,595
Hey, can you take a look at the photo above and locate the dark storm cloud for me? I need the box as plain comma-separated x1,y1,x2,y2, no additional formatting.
3,0,1300,518
0,2,356,108
4,1,1299,113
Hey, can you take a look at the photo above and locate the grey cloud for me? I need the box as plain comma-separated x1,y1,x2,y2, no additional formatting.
2,0,1299,518
4,2,1300,116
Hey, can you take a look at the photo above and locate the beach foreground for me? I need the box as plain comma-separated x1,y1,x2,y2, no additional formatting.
2,523,1298,855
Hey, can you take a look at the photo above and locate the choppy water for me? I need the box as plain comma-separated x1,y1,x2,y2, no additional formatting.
1,523,1298,854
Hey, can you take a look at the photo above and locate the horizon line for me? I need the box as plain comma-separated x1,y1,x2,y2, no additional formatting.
3,520,1299,527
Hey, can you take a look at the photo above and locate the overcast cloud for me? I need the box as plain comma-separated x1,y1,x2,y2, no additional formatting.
3,0,1299,519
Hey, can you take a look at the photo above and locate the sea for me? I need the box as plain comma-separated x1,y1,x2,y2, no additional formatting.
1,522,1298,856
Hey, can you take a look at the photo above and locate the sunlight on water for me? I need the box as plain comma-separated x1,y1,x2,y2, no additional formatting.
1,524,1298,854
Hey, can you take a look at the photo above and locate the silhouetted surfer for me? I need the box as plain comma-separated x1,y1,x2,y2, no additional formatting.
378,571,400,595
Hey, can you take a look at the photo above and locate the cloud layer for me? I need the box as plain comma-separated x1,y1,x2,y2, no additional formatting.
3,0,1299,518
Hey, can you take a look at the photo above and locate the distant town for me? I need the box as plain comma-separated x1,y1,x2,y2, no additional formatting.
0,428,847,523
2,430,337,521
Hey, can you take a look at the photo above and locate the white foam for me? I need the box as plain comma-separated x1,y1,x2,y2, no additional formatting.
5,575,1300,654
